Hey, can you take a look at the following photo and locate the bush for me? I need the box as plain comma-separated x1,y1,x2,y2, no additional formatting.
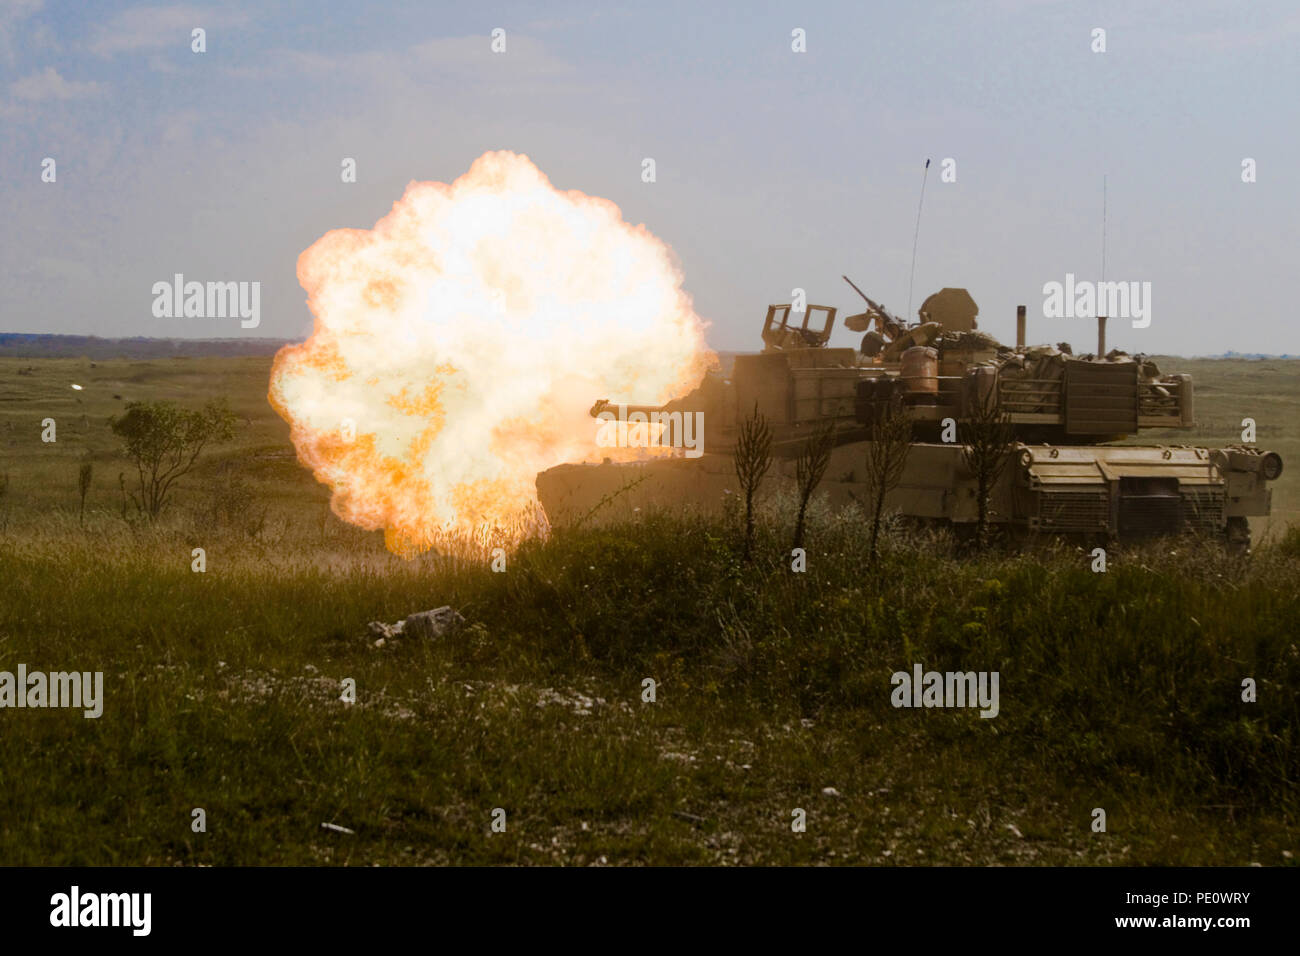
110,399,238,519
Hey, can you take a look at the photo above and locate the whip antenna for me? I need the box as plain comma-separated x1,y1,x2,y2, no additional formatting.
906,158,930,321
1101,174,1107,284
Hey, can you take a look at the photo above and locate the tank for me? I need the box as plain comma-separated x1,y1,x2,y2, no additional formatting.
536,282,1283,548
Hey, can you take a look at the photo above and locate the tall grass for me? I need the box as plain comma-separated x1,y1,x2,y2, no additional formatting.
0,500,1295,864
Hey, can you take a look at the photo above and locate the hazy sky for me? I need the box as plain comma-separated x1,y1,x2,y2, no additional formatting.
2,0,1297,354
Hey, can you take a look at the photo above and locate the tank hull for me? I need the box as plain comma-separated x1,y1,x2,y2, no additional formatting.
536,442,1276,543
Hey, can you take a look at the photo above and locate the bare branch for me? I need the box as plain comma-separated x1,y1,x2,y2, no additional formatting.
733,403,773,561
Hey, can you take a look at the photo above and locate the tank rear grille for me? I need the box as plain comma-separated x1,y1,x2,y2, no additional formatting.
1180,487,1225,532
1037,490,1111,533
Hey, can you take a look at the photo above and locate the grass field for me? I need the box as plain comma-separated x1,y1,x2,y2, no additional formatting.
0,353,1297,865
1138,357,1300,537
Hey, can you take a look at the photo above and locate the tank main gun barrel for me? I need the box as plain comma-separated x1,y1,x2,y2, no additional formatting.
589,399,668,419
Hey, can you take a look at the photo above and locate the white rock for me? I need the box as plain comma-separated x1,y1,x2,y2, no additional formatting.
366,620,404,640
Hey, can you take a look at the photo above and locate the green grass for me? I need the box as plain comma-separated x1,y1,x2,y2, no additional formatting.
0,354,1297,865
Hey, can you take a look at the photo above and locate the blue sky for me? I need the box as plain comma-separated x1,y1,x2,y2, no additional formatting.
2,0,1297,353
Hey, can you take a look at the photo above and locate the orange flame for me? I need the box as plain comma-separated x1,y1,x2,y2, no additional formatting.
269,151,713,555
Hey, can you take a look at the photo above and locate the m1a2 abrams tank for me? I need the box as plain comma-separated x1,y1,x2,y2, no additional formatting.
536,280,1283,547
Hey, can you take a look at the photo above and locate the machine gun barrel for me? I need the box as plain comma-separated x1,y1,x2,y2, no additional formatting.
842,275,904,337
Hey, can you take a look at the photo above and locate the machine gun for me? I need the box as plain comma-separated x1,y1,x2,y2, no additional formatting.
842,275,906,342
